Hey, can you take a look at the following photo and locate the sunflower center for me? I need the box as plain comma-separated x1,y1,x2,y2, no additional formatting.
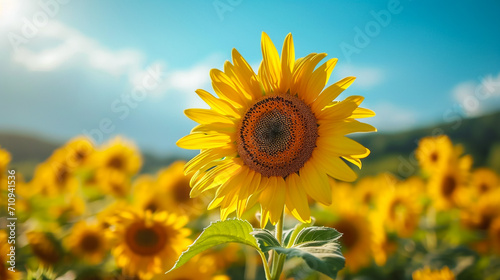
79,233,101,253
442,175,457,197
125,222,168,256
173,178,191,202
479,183,489,193
145,200,159,212
55,165,69,185
237,94,318,178
334,219,359,250
108,155,124,170
430,151,439,162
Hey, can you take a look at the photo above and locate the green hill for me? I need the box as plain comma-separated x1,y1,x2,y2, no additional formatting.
2,111,500,180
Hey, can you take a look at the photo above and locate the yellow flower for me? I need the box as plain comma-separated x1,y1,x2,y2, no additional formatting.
162,254,230,280
461,189,500,231
412,266,455,280
370,214,396,267
93,136,142,176
65,221,109,264
376,182,422,237
1,230,22,280
320,197,373,273
108,209,191,279
354,173,397,211
177,32,375,226
416,135,453,176
470,167,499,197
96,169,132,197
60,136,96,169
331,210,373,272
31,155,79,197
133,174,170,212
26,231,62,266
156,161,207,218
428,153,471,210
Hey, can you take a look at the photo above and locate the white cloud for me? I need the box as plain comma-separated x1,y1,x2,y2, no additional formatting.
365,102,418,132
452,72,500,116
332,64,384,89
12,21,144,75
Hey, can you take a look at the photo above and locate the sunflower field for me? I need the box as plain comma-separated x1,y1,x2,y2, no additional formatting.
1,31,500,280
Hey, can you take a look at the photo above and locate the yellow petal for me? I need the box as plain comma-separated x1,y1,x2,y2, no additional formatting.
280,33,295,93
210,69,249,107
304,58,338,103
259,176,286,225
313,148,357,182
351,107,376,118
285,173,311,223
232,48,262,99
261,32,281,91
216,166,249,197
342,155,362,169
191,123,236,134
318,100,358,120
184,147,235,175
299,161,332,205
316,136,369,156
195,89,241,118
177,133,232,150
191,161,240,197
318,119,376,136
292,53,327,102
185,108,233,124
312,76,356,112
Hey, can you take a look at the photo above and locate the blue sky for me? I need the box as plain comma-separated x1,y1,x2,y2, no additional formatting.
1,0,500,156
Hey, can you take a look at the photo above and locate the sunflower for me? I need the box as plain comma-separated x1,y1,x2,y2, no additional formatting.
96,169,132,197
330,210,373,272
416,135,454,176
65,221,109,264
470,167,499,197
108,209,191,279
412,266,455,280
1,230,21,280
30,155,79,197
133,174,170,213
370,213,396,267
161,254,230,280
354,173,396,211
461,189,500,231
93,136,142,176
26,231,62,266
376,182,421,237
59,136,96,169
428,154,471,210
177,32,375,226
156,161,207,217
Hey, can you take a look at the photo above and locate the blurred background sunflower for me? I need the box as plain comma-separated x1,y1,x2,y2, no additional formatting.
1,0,500,279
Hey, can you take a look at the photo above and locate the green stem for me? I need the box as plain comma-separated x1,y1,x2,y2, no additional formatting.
259,251,273,280
270,210,286,280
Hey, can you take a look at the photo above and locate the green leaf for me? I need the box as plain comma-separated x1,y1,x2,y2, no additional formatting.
166,219,261,273
267,227,345,279
252,228,281,253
